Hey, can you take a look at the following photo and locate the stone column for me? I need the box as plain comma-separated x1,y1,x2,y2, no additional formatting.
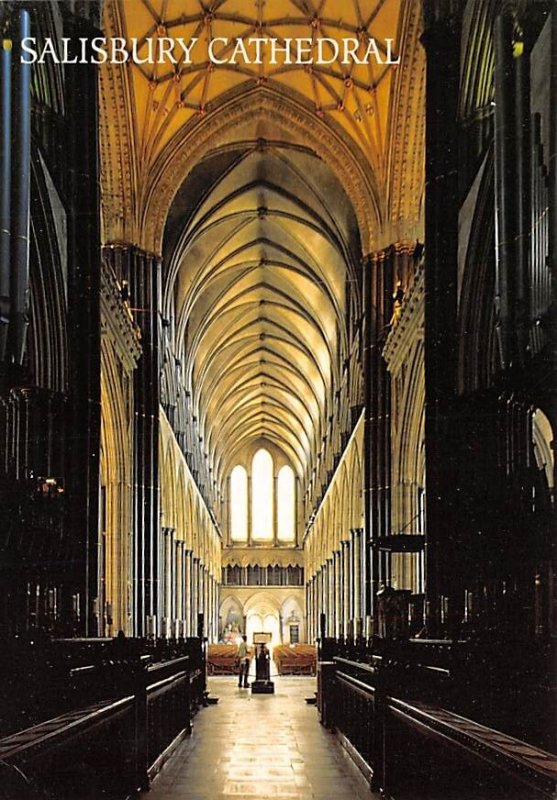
203,566,210,636
363,252,393,625
213,575,219,643
342,540,350,637
192,557,200,635
320,562,326,635
170,529,176,624
306,579,312,643
327,557,334,636
162,530,170,627
333,550,341,638
352,529,362,625
176,541,183,635
311,576,317,642
316,569,323,637
198,561,203,636
124,246,160,637
64,17,102,636
184,549,192,636
348,535,355,631
422,3,461,635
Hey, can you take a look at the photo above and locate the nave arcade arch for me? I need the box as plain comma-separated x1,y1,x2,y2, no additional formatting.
97,0,428,642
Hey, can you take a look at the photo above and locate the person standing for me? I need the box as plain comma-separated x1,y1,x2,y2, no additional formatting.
237,635,250,688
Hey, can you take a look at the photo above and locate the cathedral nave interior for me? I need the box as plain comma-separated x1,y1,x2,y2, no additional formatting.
0,0,555,798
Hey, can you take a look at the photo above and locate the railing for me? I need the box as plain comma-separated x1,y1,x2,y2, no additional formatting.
382,698,556,800
0,638,207,799
320,654,556,800
0,696,139,799
334,658,379,783
145,652,204,780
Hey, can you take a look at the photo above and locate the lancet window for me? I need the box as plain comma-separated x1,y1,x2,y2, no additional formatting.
229,448,297,545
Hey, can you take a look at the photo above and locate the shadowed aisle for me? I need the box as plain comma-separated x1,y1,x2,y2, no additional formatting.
147,676,377,800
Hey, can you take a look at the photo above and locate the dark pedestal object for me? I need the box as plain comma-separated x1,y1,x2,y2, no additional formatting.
251,643,275,694
251,680,274,694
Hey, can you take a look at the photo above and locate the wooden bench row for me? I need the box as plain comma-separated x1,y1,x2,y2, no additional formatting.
385,697,557,799
273,645,317,675
321,656,556,800
0,649,206,799
207,644,317,676
208,644,243,674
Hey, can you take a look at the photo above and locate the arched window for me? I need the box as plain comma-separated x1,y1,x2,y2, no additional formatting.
277,465,295,541
251,448,273,540
230,465,248,541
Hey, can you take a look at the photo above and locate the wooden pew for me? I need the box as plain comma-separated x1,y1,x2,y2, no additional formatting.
0,696,138,799
383,697,557,800
325,654,556,799
0,640,207,799
273,644,316,675
207,644,240,674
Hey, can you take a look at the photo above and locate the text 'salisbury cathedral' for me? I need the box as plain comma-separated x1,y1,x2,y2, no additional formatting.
0,1,555,799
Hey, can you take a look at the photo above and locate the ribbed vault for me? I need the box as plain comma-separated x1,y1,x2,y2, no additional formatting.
163,141,361,491
108,0,403,172
101,0,426,252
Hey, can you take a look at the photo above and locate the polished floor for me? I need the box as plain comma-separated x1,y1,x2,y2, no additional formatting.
148,676,377,800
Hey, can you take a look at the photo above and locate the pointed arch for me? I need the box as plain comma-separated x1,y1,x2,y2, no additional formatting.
277,464,296,542
251,448,274,541
230,464,248,543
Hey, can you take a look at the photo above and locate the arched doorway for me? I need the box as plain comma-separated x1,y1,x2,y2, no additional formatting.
243,592,282,650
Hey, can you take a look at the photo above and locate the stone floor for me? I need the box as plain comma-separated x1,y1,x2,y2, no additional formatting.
147,676,378,800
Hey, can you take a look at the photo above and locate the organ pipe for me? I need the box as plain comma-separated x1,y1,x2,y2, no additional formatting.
493,10,516,371
0,33,11,362
514,31,529,367
551,10,557,288
11,9,31,367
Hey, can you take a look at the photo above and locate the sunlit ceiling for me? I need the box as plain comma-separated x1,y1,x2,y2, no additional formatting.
100,0,425,503
163,142,361,485
108,0,404,182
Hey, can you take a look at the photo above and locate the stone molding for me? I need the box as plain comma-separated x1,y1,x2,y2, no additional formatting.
222,548,304,569
100,258,141,374
140,86,381,255
387,0,426,235
383,261,425,372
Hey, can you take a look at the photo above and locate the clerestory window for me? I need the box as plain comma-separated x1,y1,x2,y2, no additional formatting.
229,448,296,545
251,448,274,541
230,465,248,542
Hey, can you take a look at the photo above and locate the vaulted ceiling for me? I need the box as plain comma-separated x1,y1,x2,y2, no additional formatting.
99,0,425,502
101,0,425,250
107,0,403,179
163,142,361,483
